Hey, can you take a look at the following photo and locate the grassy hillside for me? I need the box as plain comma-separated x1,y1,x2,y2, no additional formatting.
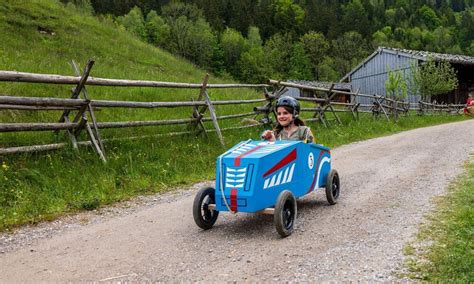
0,0,259,136
0,0,469,230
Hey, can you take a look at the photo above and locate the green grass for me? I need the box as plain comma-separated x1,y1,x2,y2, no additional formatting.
403,155,474,282
0,0,471,231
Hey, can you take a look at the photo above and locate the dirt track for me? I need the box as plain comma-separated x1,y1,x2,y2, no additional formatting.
0,120,473,282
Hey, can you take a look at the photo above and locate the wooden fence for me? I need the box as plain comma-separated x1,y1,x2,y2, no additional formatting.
0,60,465,161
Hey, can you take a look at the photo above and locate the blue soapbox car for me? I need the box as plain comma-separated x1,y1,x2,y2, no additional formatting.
193,140,340,237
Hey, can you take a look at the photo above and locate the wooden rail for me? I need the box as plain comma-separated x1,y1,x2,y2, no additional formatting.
1,63,464,159
0,62,271,160
0,71,270,89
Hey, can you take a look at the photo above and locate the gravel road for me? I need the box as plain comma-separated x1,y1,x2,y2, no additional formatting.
1,120,473,282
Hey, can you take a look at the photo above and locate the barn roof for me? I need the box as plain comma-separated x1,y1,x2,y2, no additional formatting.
340,47,474,82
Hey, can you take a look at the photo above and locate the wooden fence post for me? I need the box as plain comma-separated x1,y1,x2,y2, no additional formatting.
260,88,275,126
71,60,105,155
189,75,209,136
393,98,399,121
349,88,360,120
189,74,224,146
308,90,329,128
322,84,342,125
57,59,94,125
55,60,93,152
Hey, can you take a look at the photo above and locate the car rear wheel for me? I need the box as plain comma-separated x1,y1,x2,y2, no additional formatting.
325,169,340,205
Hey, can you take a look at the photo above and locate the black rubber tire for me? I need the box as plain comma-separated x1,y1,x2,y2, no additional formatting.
274,190,297,237
193,187,219,230
325,169,340,205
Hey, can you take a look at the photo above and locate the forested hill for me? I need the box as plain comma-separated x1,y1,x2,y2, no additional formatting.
67,0,474,83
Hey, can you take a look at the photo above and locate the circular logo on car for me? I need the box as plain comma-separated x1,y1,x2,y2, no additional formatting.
308,152,314,169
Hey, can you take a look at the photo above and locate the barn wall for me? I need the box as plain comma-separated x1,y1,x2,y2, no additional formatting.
349,51,421,106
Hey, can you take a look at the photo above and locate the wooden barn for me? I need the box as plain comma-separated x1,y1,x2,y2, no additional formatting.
340,47,474,105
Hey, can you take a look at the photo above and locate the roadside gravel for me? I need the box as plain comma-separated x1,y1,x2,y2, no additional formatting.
0,119,472,282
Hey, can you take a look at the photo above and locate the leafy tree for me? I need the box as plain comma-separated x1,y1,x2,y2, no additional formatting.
417,5,441,29
394,27,406,42
161,1,203,22
193,0,227,32
404,27,423,50
90,0,162,16
254,0,276,39
342,0,371,37
445,44,463,55
160,1,217,68
271,0,305,35
223,0,255,36
210,44,225,76
64,0,94,14
300,31,329,79
288,43,312,80
458,8,474,50
450,0,466,11
318,56,340,82
303,1,340,37
466,41,474,56
165,16,193,58
331,31,369,77
236,46,270,83
220,28,249,74
116,6,147,41
247,26,262,47
188,18,217,68
408,59,458,101
263,33,294,78
431,26,454,52
145,10,169,46
371,26,403,48
372,30,389,48
384,8,397,27
385,67,408,100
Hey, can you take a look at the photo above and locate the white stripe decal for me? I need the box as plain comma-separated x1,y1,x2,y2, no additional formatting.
287,164,295,183
275,171,283,186
314,157,331,190
264,178,270,189
269,175,277,187
282,167,289,184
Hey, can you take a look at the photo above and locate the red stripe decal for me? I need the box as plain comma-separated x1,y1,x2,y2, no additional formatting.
234,145,264,166
230,188,238,212
306,150,327,193
263,148,297,178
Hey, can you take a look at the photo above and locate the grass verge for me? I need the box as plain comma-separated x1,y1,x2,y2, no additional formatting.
403,153,473,281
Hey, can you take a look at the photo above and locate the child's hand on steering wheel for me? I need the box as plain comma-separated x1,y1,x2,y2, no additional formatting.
261,130,275,141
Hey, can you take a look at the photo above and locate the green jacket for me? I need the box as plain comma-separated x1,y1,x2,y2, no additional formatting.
276,126,314,143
